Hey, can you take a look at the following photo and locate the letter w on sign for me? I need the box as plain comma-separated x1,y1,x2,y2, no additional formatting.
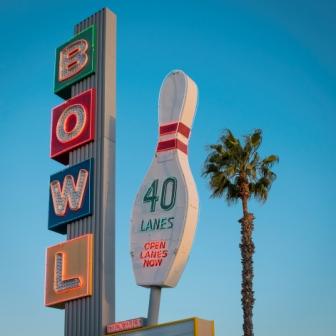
50,169,88,216
48,158,94,234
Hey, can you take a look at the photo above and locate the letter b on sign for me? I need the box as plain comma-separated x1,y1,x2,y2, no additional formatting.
54,25,96,99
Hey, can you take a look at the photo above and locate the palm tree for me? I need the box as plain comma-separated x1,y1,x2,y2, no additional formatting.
203,129,278,336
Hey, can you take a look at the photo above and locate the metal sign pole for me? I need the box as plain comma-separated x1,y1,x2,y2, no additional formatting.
65,8,116,336
147,287,162,325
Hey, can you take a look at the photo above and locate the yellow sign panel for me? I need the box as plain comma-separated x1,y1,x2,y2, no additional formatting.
45,234,93,308
107,317,215,336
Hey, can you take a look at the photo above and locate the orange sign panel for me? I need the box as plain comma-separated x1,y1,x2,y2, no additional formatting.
45,234,93,308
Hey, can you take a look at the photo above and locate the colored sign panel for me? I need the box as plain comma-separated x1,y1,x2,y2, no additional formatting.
130,71,199,288
48,159,94,234
106,318,146,334
45,234,93,309
106,318,214,336
54,25,96,99
50,89,96,164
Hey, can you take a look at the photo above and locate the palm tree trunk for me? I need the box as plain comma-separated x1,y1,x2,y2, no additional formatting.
239,188,255,336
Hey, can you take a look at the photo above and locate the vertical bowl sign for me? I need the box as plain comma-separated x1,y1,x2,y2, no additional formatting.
130,70,199,288
45,24,97,309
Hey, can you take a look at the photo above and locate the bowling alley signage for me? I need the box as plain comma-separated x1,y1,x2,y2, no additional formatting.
48,159,94,234
131,70,199,288
50,89,95,164
54,25,96,99
45,234,93,308
45,25,97,308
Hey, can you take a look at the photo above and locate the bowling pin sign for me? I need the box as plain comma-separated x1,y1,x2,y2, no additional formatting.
130,70,199,288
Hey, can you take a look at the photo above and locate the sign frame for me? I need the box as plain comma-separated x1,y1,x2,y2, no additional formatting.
106,317,214,336
50,88,96,164
45,234,94,309
54,25,97,99
48,158,94,234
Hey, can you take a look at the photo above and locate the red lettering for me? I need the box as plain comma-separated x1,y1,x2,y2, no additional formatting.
106,318,144,334
141,241,168,268
143,240,166,250
143,258,163,267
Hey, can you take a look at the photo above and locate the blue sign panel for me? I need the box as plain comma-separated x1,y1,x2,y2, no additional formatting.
48,158,94,234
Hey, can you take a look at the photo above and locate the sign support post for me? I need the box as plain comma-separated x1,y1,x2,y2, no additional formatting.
64,8,116,336
147,287,162,325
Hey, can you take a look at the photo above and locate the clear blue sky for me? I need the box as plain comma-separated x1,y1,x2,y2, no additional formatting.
0,1,335,335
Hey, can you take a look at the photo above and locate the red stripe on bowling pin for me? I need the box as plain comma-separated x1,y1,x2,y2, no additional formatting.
157,122,190,154
159,122,191,138
157,139,188,154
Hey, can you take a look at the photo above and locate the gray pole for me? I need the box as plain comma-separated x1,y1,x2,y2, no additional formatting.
65,8,116,336
147,287,162,326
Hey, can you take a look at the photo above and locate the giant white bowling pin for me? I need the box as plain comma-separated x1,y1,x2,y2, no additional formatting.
130,70,199,288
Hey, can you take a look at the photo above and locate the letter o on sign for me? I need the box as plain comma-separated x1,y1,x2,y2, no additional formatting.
50,88,95,164
56,104,87,143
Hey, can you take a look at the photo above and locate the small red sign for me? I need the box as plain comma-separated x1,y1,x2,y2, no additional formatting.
106,318,146,334
50,88,95,164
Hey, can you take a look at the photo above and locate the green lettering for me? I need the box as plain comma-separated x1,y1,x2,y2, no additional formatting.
139,216,175,232
160,217,167,229
153,218,161,230
160,177,177,211
143,179,159,212
145,219,153,231
168,217,174,229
